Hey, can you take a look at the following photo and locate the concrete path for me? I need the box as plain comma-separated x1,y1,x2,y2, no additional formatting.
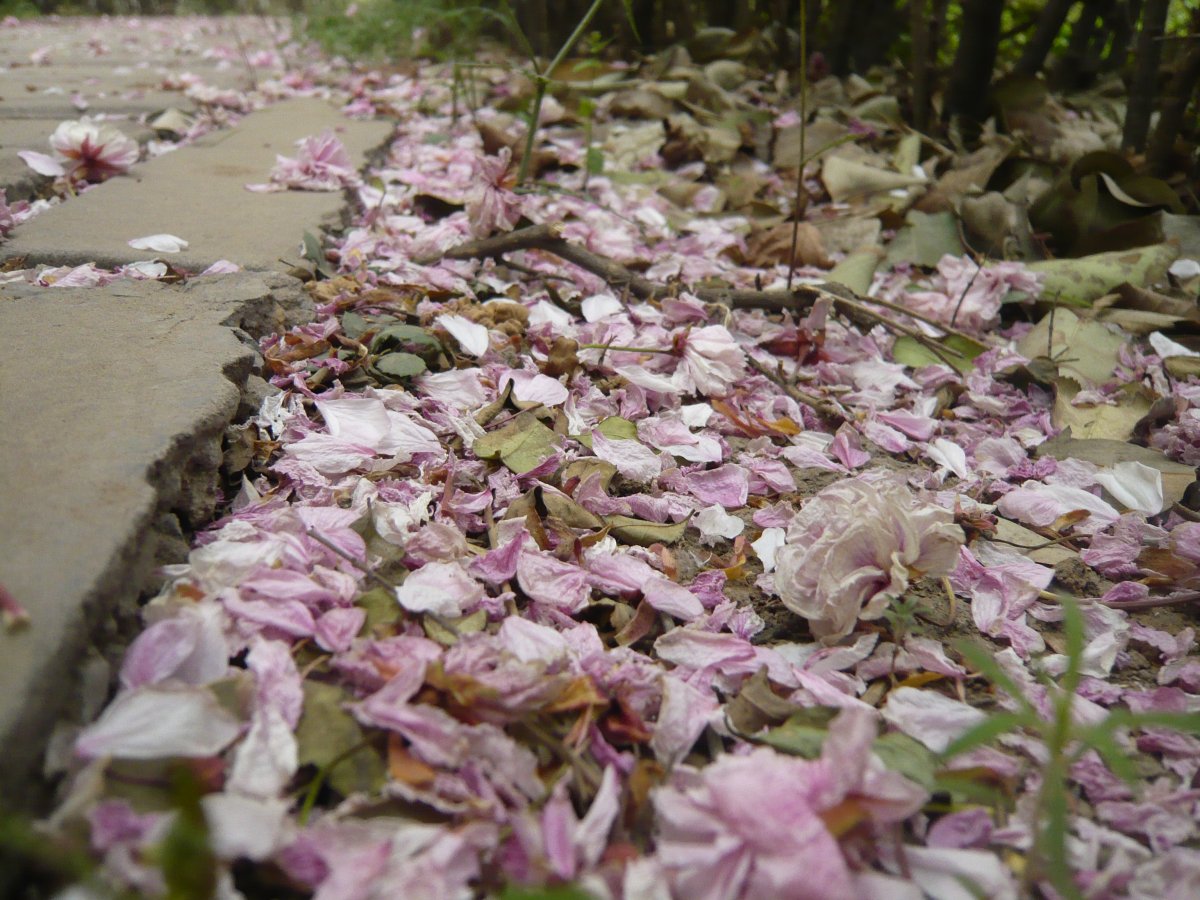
0,274,310,810
1,16,280,203
0,17,392,810
2,98,394,271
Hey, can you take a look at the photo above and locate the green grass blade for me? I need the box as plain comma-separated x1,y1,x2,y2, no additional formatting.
940,710,1031,759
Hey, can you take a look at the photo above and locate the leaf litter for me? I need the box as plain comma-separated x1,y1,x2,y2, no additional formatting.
6,14,1200,900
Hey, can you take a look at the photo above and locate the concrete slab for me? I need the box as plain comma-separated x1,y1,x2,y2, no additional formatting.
0,271,312,812
1,117,156,202
0,61,253,114
1,98,395,271
0,79,203,119
0,16,288,71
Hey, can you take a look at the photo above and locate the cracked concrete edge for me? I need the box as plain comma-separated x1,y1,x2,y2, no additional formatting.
0,273,311,814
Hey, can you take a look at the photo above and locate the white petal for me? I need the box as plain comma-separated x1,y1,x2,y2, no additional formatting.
881,686,986,754
226,707,297,798
528,300,574,329
1149,331,1200,358
1094,461,1164,515
679,403,713,428
127,233,189,252
751,526,787,573
18,150,65,177
926,437,970,479
503,370,569,407
581,294,624,321
122,261,169,278
591,429,661,483
694,504,744,541
75,685,240,760
437,313,490,357
1168,258,1200,279
202,794,288,861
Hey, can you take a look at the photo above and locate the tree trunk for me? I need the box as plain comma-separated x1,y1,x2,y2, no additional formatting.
910,0,933,132
857,0,905,71
1100,0,1140,72
944,0,1005,138
1147,11,1200,175
1122,0,1169,150
806,0,824,41
1051,0,1106,88
1080,0,1119,81
528,0,551,59
706,0,734,28
733,0,756,32
826,0,855,75
1014,0,1075,77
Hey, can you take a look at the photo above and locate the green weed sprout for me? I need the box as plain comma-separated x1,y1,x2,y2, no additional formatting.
942,596,1200,899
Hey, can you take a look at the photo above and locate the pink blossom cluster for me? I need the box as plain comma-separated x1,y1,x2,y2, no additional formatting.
775,476,964,641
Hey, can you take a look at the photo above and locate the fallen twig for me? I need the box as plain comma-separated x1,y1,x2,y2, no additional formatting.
422,224,973,368
746,356,847,423
1099,589,1200,611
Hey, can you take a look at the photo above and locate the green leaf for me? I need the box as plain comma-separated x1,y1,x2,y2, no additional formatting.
423,609,488,646
892,333,985,375
884,210,965,268
369,324,443,355
586,145,604,176
1059,596,1086,695
619,0,639,42
872,732,939,791
1027,244,1177,307
296,681,386,799
574,415,638,449
759,708,839,758
1166,356,1200,379
371,352,428,382
931,768,1009,806
826,247,882,295
1077,725,1139,783
1102,709,1200,734
501,885,596,900
341,311,369,340
303,230,335,278
1031,752,1083,898
473,410,560,475
940,710,1031,759
156,765,218,900
356,586,399,632
954,641,1040,718
605,514,688,546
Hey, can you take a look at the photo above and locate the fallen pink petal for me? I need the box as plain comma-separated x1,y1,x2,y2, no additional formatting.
8,11,1200,900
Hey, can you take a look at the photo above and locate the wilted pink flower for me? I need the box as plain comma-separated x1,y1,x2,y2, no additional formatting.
905,255,1040,332
466,147,522,238
258,130,358,192
0,581,29,630
677,324,747,397
46,118,139,183
774,476,963,642
652,707,927,900
0,190,26,238
35,263,119,288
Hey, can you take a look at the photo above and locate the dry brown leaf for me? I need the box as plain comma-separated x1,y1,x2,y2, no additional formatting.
917,139,1012,213
772,118,852,169
810,214,883,254
608,87,676,120
744,222,832,269
821,155,925,203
